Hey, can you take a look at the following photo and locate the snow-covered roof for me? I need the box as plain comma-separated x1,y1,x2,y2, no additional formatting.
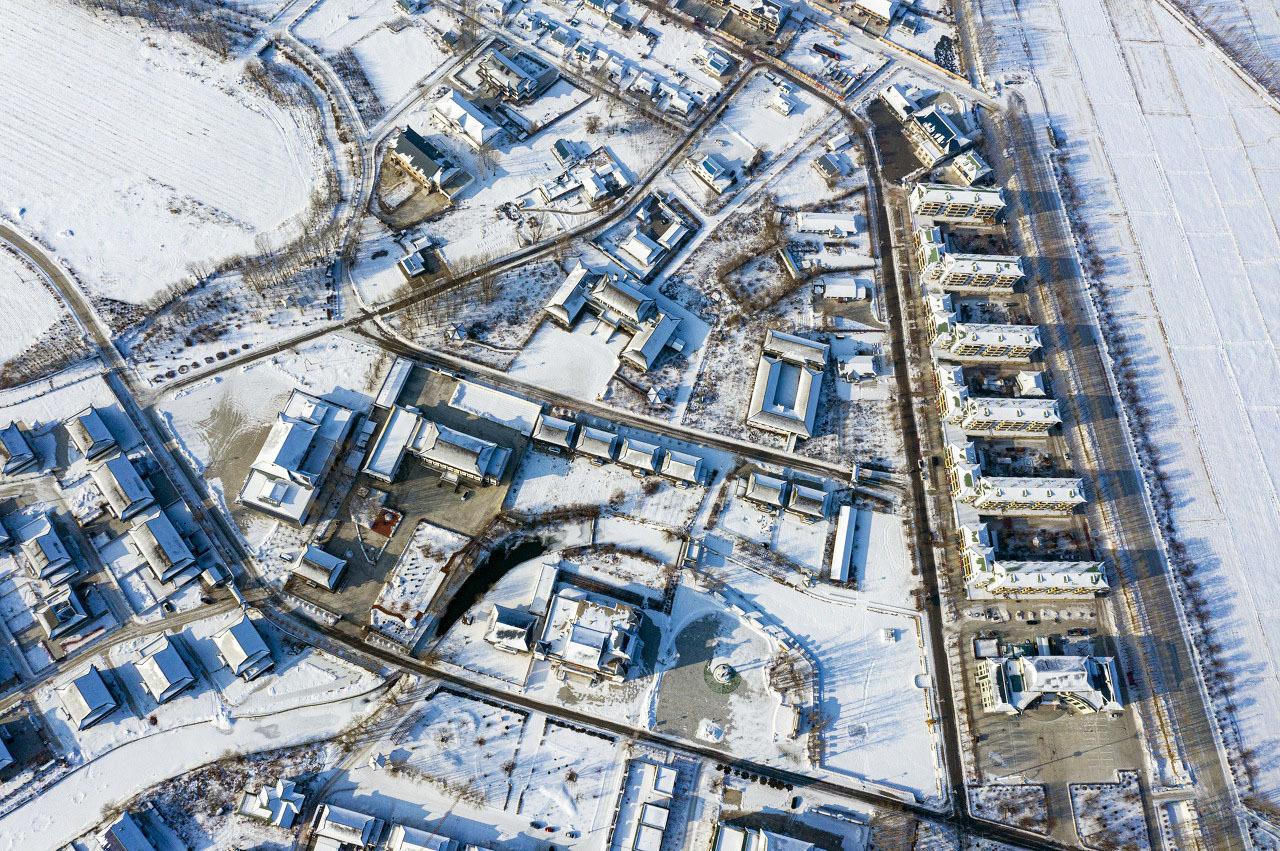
215,615,273,680
537,587,639,681
97,812,157,851
240,390,355,523
386,824,454,851
129,510,196,583
293,545,347,590
60,665,117,730
744,472,787,508
433,88,500,148
20,513,73,578
619,230,665,269
67,406,116,460
796,211,858,237
314,804,382,847
91,453,155,520
410,419,509,483
829,504,858,582
621,313,681,370
659,449,703,484
617,436,659,472
375,356,416,409
363,405,422,482
532,413,577,448
785,483,828,518
137,637,195,704
0,422,36,474
574,425,618,460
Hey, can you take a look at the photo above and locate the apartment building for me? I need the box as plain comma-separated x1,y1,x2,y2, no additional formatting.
909,182,1005,224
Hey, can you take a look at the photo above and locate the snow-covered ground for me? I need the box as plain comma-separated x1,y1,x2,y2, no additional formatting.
0,609,387,851
981,0,1280,803
0,0,324,306
157,334,388,521
0,249,66,364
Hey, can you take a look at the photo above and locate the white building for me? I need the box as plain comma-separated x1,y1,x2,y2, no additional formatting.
433,88,501,148
658,449,704,487
97,812,157,851
960,523,1107,598
535,587,640,683
312,803,383,850
855,0,899,26
215,615,274,681
909,182,1005,224
0,422,36,474
938,321,1042,363
60,665,117,730
936,366,1060,435
796,211,858,238
91,454,155,521
917,231,1023,292
239,390,355,525
239,778,304,828
137,636,195,704
947,442,1086,515
688,152,737,195
292,545,347,590
543,264,683,371
743,470,788,510
746,330,829,439
978,653,1123,715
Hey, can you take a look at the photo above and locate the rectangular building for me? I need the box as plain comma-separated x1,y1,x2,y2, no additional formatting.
746,330,828,439
909,182,1005,224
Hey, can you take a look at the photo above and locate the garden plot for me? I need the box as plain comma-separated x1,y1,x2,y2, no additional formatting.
0,0,323,306
968,783,1049,834
0,250,68,366
370,520,472,648
717,491,832,575
980,0,1280,805
510,720,622,839
782,21,889,96
517,0,730,100
1069,772,1150,851
384,690,526,809
157,335,386,519
391,92,678,271
508,319,625,401
327,698,619,848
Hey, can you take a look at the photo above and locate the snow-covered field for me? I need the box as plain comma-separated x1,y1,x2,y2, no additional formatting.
981,0,1280,803
0,250,66,364
0,0,323,305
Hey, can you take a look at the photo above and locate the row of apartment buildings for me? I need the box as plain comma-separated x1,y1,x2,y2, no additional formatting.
910,179,1107,602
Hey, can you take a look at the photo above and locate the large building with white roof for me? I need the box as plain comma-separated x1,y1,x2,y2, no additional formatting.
936,366,1060,435
433,89,501,149
977,652,1123,716
68,406,117,461
916,229,1023,292
535,587,640,684
947,440,1086,515
363,408,510,486
909,182,1005,224
477,43,557,102
746,330,829,440
20,513,77,585
937,320,1041,363
239,390,355,525
960,523,1107,599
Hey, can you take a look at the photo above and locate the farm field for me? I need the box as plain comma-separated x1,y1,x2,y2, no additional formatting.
983,0,1280,804
0,0,324,305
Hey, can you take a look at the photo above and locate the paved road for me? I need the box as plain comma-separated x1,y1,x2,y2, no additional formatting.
254,593,1073,851
990,94,1243,849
